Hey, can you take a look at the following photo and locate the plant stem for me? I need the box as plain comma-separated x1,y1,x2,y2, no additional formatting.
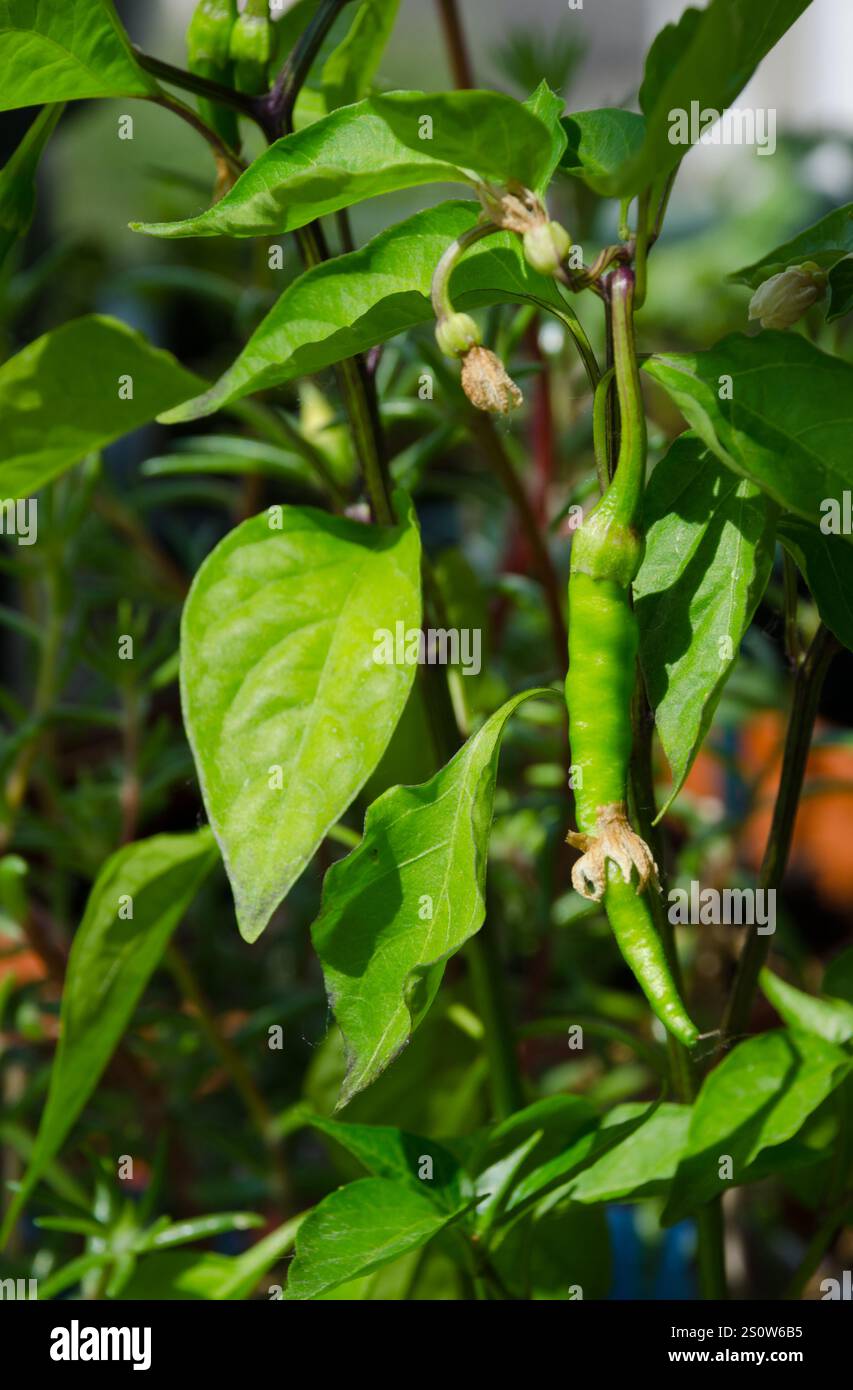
466,921,524,1120
783,1201,851,1299
262,0,353,139
150,91,245,190
134,48,261,123
468,412,568,675
435,0,475,87
722,623,838,1039
782,549,803,667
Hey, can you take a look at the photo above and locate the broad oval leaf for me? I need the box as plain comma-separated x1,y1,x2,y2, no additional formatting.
305,1113,463,1209
0,0,157,110
643,332,853,542
284,1177,465,1300
760,968,853,1045
0,830,216,1247
663,1028,851,1224
160,200,565,423
0,315,204,499
778,515,853,652
559,109,645,194
181,499,422,943
133,89,555,241
730,203,853,288
600,0,813,196
312,689,559,1107
634,432,775,814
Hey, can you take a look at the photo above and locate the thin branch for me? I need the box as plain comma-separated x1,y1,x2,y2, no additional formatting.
435,0,475,87
262,0,354,139
150,91,245,190
135,48,261,124
722,623,839,1039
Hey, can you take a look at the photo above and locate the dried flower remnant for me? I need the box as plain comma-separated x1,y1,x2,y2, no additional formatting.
567,801,659,903
460,345,523,415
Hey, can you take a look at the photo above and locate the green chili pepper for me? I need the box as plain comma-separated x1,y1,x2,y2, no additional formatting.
565,266,699,1049
229,0,273,96
187,0,239,148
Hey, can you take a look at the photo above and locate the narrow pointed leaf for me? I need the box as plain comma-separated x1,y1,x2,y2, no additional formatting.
760,969,853,1044
321,0,401,111
0,0,157,110
181,500,422,943
634,432,775,814
0,830,216,1246
160,200,564,423
0,103,64,266
312,689,559,1106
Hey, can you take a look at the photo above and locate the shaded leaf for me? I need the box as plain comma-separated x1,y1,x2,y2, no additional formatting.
562,1102,691,1204
635,432,775,813
284,1178,464,1300
181,499,421,943
0,0,157,110
305,1112,463,1209
312,690,557,1106
0,104,64,266
0,830,217,1246
160,200,564,423
0,315,204,499
827,257,853,323
643,332,853,542
559,109,645,193
664,1029,851,1224
778,515,853,652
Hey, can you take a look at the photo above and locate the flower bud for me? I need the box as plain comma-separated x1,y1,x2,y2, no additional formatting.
522,220,572,276
460,345,523,415
748,262,827,330
435,312,481,358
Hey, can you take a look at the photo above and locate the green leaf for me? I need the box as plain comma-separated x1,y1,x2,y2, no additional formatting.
305,1113,463,1209
284,1178,464,1300
0,830,216,1247
321,0,400,112
523,81,567,195
729,204,853,288
493,1201,611,1300
827,257,853,323
561,1103,691,1204
664,1029,852,1224
778,515,853,652
635,432,775,814
476,1096,599,1220
559,109,646,194
599,0,814,196
145,1212,264,1251
181,499,421,943
0,0,158,110
312,689,557,1106
160,200,564,423
760,969,853,1045
0,315,204,500
0,104,64,266
132,89,554,241
643,332,853,542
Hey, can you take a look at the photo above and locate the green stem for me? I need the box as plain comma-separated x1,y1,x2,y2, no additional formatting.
150,90,245,184
134,48,261,123
591,366,615,494
633,189,651,309
607,268,646,528
466,923,524,1120
263,0,353,138
722,623,838,1038
783,1201,851,1299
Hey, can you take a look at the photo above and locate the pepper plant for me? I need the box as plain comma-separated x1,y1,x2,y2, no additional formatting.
0,0,852,1303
